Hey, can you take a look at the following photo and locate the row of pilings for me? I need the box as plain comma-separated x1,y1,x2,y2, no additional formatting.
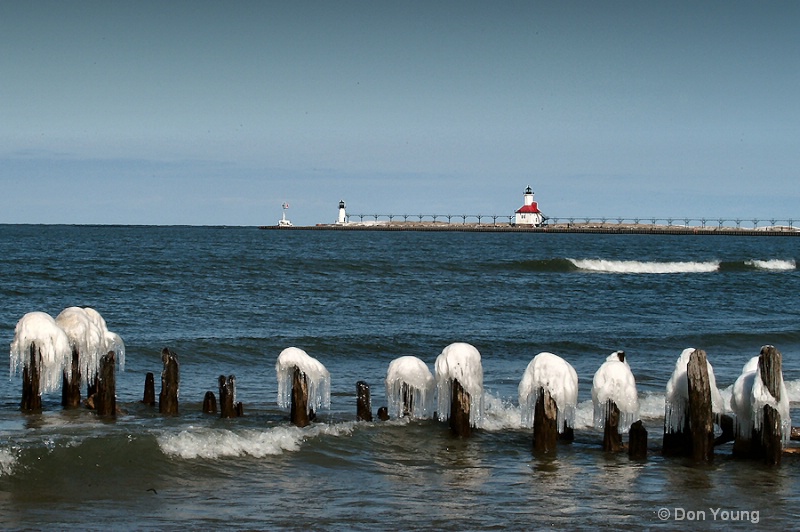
17,344,792,466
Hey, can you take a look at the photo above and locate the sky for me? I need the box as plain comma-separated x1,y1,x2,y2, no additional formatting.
1,1,798,226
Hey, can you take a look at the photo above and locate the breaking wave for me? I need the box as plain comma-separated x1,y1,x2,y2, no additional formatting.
568,259,720,274
744,259,796,271
157,423,356,460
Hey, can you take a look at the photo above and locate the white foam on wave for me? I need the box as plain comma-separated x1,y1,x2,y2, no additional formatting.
746,259,796,271
157,423,356,460
0,448,16,476
479,390,667,432
568,259,719,274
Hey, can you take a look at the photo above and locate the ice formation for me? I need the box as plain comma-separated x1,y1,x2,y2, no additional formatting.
275,347,330,413
591,350,639,433
82,307,126,370
385,356,435,419
55,307,126,383
435,342,484,426
9,311,72,394
518,352,578,432
663,348,725,433
729,351,790,442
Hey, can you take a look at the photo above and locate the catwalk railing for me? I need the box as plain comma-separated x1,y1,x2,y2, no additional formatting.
347,214,797,230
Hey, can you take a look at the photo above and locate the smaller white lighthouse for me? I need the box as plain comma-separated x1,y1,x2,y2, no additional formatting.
336,200,348,225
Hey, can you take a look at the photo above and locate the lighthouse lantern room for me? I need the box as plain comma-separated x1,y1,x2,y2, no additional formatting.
514,186,545,226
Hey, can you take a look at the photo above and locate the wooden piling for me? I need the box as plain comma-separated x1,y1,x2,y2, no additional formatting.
202,391,218,414
758,345,783,465
356,380,372,421
532,387,558,454
400,382,415,418
219,375,239,418
602,400,623,452
687,349,714,463
449,378,471,438
158,348,180,415
21,343,42,412
628,420,648,460
61,347,82,409
662,414,691,456
95,352,116,417
290,367,311,427
377,406,389,421
142,372,156,406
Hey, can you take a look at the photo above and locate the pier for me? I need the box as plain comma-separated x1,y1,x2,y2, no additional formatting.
260,218,800,236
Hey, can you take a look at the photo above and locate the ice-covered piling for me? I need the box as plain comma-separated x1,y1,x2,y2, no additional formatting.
731,346,788,464
435,342,484,437
663,348,724,458
592,351,639,451
54,307,126,408
159,348,180,415
276,347,330,427
10,312,73,411
518,352,578,453
386,356,435,419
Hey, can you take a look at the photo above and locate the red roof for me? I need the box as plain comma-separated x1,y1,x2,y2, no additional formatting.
516,202,541,214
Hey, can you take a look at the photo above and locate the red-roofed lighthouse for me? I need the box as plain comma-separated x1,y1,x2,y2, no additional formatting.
515,186,545,226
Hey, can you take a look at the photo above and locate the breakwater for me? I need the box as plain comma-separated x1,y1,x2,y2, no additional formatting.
260,222,800,236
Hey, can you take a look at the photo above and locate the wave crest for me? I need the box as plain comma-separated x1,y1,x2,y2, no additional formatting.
157,423,355,460
568,259,719,274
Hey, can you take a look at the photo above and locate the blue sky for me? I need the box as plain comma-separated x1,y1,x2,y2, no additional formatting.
1,1,798,226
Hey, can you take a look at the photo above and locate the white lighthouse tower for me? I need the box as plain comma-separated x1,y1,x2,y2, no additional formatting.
336,200,348,225
514,186,545,226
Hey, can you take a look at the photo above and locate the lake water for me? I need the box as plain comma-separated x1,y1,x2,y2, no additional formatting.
1,225,799,529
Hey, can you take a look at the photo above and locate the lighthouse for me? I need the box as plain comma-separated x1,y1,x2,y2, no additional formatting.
336,200,348,225
514,186,545,226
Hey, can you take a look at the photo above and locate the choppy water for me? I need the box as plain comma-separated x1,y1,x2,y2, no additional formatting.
1,225,799,529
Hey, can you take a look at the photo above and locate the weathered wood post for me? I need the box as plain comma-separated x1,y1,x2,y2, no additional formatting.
356,380,372,421
377,406,389,421
291,367,311,427
602,400,624,452
61,347,82,408
628,420,648,459
687,349,714,463
758,345,784,465
202,391,218,414
401,382,414,418
21,343,42,412
449,379,471,438
159,348,180,415
532,387,558,453
95,352,116,417
219,375,240,418
142,372,156,406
